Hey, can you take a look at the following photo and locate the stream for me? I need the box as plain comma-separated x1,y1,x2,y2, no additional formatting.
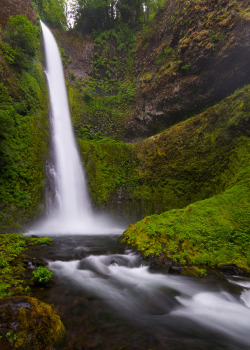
30,234,250,350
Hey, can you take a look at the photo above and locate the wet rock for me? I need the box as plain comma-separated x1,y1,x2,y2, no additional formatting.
0,296,65,350
169,266,183,275
217,263,249,276
29,257,47,268
149,256,173,272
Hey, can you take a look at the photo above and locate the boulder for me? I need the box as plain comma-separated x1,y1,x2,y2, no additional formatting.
0,296,65,350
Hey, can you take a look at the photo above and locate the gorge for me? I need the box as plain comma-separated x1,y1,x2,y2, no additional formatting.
0,0,249,349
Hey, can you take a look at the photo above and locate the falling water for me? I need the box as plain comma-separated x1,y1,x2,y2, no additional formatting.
34,22,121,234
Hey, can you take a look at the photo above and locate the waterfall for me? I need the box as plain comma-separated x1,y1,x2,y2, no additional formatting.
33,21,121,234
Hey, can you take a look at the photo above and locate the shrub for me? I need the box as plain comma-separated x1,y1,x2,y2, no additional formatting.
32,267,53,285
6,15,39,57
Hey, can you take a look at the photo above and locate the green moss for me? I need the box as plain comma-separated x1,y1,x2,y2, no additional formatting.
182,266,207,278
0,296,65,349
0,17,49,232
0,234,52,299
80,84,250,222
79,138,139,219
121,137,250,272
69,25,136,140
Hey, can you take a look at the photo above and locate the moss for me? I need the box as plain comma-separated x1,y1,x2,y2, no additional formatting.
0,234,52,299
80,84,250,222
0,296,65,349
0,17,49,232
182,266,207,278
68,25,136,141
121,136,250,271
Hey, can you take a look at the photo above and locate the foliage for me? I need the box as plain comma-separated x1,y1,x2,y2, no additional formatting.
32,266,53,285
33,0,67,29
0,15,49,232
79,138,138,216
75,0,164,34
121,141,250,273
79,83,250,222
69,25,136,140
7,15,39,58
0,234,52,299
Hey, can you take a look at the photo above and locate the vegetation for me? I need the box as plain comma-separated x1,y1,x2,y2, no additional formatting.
0,15,49,232
0,296,66,349
69,24,137,140
75,0,165,34
32,0,67,29
0,233,52,299
79,84,250,223
121,137,250,274
32,266,53,285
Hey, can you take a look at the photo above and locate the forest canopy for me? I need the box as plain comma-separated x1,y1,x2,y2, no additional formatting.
74,0,165,33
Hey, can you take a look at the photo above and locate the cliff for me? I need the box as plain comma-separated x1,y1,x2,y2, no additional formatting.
126,0,250,138
0,0,36,30
0,9,49,232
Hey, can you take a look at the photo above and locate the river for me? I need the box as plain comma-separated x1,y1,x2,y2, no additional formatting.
30,234,250,350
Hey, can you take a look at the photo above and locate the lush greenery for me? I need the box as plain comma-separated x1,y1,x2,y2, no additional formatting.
79,84,250,222
69,24,137,140
121,136,250,275
32,0,67,29
0,15,49,232
0,233,52,299
32,266,53,285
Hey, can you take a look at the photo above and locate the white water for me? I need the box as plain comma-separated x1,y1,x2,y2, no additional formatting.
33,22,122,235
49,249,250,348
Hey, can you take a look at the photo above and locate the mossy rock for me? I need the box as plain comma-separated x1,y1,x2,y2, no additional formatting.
181,266,207,278
0,296,65,349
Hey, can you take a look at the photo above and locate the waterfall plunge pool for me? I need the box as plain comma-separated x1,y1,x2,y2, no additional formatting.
29,234,250,350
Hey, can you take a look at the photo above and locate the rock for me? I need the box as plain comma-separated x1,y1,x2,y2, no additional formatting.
181,266,207,278
0,297,66,350
217,263,249,276
0,0,36,30
126,0,250,139
53,29,94,85
169,266,183,275
149,255,173,272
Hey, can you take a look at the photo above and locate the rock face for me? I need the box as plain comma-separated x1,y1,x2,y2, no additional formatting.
0,0,36,29
53,29,94,85
126,0,250,139
0,297,66,349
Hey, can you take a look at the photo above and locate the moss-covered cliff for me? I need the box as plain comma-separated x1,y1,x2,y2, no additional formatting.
0,13,49,232
79,84,249,223
127,0,250,138
121,135,249,275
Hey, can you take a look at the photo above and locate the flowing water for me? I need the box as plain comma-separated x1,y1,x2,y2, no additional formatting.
29,23,250,350
31,235,250,350
34,22,121,235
